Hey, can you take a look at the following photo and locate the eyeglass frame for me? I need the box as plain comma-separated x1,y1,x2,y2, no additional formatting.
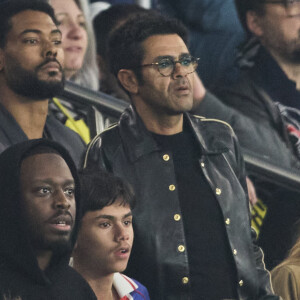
260,0,300,5
138,56,200,77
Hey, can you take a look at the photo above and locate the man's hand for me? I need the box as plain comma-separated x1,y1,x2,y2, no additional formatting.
246,176,258,206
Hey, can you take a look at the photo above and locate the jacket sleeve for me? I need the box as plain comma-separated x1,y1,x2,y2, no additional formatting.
232,133,282,300
252,228,282,299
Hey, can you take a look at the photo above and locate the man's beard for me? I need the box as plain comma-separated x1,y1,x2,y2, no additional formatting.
4,55,65,100
29,226,74,257
263,29,300,64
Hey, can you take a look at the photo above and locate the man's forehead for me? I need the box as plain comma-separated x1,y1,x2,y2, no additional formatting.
142,34,189,61
9,10,58,37
20,153,73,181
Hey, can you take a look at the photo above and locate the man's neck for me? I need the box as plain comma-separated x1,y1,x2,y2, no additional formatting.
269,48,300,90
0,85,48,139
73,260,117,300
36,250,52,271
134,101,184,135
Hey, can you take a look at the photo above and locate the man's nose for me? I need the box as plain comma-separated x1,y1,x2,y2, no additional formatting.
53,190,71,210
44,41,58,59
172,61,186,79
115,225,130,241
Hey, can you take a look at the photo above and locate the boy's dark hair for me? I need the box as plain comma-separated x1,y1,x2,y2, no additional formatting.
0,0,58,48
79,169,136,219
108,12,188,82
93,4,147,60
235,0,266,35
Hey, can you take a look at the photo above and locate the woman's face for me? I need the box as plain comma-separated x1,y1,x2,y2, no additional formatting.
51,0,88,79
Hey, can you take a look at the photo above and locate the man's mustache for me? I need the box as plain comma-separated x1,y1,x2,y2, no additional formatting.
36,58,63,72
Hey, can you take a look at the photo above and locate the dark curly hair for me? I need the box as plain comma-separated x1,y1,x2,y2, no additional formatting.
78,169,136,221
0,0,57,48
108,12,188,83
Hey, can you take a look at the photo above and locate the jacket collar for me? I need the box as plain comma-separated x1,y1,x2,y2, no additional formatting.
118,106,227,163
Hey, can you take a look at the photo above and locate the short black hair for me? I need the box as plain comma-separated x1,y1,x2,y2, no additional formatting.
0,0,58,48
235,0,266,35
108,12,188,80
93,4,147,60
79,169,136,219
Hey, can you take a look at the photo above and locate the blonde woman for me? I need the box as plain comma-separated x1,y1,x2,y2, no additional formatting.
49,0,103,143
272,228,300,300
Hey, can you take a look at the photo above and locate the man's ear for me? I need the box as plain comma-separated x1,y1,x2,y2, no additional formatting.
117,69,139,95
246,11,264,37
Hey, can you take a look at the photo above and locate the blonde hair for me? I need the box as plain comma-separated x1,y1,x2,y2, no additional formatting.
70,0,99,90
49,0,99,90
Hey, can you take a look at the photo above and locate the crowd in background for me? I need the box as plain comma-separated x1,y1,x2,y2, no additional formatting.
0,0,300,299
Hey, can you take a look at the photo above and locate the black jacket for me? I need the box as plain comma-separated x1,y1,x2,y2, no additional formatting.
214,45,300,170
0,103,85,167
84,106,280,300
0,139,96,300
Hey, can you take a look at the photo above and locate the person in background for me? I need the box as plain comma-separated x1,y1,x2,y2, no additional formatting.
0,139,96,300
213,0,300,269
0,0,85,166
92,3,147,102
49,0,104,143
271,220,300,300
73,170,150,300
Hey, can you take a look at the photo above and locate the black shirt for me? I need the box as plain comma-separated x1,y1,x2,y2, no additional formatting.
152,125,238,300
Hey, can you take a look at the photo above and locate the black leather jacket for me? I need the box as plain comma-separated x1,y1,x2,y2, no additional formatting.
84,106,280,300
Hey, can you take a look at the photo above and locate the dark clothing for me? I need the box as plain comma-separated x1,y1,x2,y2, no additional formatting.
214,47,300,169
0,139,96,300
152,129,238,300
195,91,298,169
214,44,300,269
0,103,85,167
84,106,279,300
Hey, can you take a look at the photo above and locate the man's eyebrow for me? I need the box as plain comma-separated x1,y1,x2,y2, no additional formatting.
155,55,174,61
19,28,62,37
123,212,133,219
32,179,75,185
155,53,191,61
95,212,132,220
95,215,115,221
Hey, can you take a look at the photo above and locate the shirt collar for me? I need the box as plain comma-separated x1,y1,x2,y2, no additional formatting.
113,273,138,298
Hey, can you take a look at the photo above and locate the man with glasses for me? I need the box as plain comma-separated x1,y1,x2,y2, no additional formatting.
214,0,300,270
84,13,280,300
216,0,300,162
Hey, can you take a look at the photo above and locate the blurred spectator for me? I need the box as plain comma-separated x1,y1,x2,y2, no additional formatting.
92,3,147,102
215,0,300,168
0,139,96,300
73,170,150,300
271,219,300,300
50,0,98,89
157,0,246,88
0,0,85,166
213,0,300,270
49,0,104,143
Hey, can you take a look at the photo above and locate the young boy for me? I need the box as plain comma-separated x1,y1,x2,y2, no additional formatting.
72,170,150,300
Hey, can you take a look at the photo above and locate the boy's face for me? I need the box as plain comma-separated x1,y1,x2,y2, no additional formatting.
75,199,133,275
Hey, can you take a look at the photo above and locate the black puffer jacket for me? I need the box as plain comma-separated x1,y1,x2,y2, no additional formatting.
84,106,280,300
